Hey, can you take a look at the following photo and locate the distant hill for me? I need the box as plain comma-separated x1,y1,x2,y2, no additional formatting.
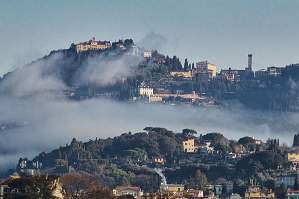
1,38,299,111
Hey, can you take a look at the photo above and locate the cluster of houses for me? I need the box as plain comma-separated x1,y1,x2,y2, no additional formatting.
111,183,279,199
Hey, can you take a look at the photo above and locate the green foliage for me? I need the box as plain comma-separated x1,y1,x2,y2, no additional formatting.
202,132,229,146
5,176,59,199
182,129,197,139
194,169,208,189
238,136,255,145
237,151,285,176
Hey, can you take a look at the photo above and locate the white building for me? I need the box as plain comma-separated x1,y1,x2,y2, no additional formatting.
113,186,143,199
143,51,152,59
139,85,154,97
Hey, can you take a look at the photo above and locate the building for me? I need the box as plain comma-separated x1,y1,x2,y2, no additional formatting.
74,37,111,53
288,152,299,164
143,51,152,59
16,158,42,176
220,68,247,82
198,141,214,155
170,71,192,79
255,69,268,79
182,138,196,153
160,184,184,197
139,82,154,97
194,61,217,79
276,173,297,188
287,189,299,199
113,186,143,199
244,186,275,199
230,193,242,199
153,157,165,165
149,95,163,103
184,189,204,198
247,54,253,71
267,66,283,77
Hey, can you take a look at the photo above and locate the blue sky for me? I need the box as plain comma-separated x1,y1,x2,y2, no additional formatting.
0,0,299,75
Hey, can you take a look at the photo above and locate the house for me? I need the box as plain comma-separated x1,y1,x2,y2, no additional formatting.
220,68,251,82
153,157,165,165
288,151,299,164
244,186,275,199
230,193,242,199
160,184,184,197
113,186,143,199
139,82,154,97
143,51,152,59
182,138,196,153
275,172,297,188
184,189,204,198
198,141,214,155
287,189,299,199
170,71,193,79
194,61,217,79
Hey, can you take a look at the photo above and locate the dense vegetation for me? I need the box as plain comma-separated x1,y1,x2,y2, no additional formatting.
25,127,288,193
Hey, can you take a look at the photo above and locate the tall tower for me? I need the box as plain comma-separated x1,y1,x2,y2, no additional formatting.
248,54,253,71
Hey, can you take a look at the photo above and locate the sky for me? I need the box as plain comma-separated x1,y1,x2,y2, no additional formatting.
1,0,299,75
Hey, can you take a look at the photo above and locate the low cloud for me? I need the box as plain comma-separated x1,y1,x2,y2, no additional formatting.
0,95,298,172
0,48,298,174
75,52,142,87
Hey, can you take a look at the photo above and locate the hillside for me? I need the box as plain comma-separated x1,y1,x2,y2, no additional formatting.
1,38,299,111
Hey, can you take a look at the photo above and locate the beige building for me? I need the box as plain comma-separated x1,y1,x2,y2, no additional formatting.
288,152,299,163
182,138,196,153
170,71,192,79
149,95,163,103
195,61,217,79
245,186,275,199
160,184,184,197
113,186,143,199
74,37,111,53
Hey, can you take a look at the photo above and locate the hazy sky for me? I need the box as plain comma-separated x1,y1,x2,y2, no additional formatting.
1,0,299,75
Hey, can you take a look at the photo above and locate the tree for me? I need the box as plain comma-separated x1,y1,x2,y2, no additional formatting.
61,172,93,199
295,175,299,190
194,169,208,189
238,136,255,145
182,129,197,139
5,176,59,199
184,58,189,71
293,133,299,147
81,182,113,199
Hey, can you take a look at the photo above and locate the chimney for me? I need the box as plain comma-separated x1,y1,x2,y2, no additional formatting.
248,54,252,71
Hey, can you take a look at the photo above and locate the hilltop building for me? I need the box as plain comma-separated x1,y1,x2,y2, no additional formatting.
74,37,112,53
